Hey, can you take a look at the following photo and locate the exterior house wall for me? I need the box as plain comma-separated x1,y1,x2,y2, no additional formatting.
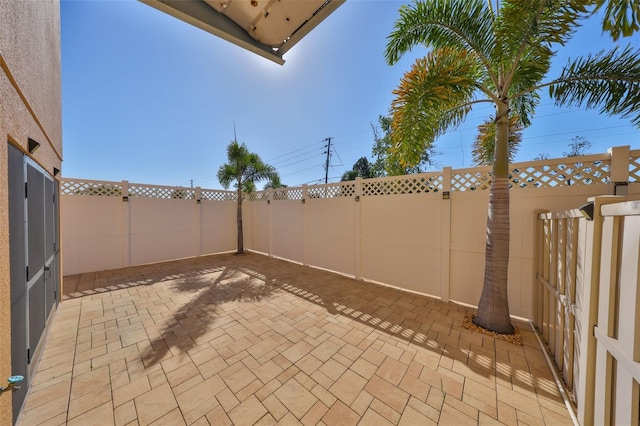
0,0,62,422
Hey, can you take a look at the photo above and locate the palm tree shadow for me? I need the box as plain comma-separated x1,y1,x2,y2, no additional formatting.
138,254,281,367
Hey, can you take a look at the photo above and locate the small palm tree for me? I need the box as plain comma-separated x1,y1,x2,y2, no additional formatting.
385,0,640,334
218,140,277,254
263,174,287,190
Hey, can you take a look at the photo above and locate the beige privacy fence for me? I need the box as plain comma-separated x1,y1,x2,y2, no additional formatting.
534,197,640,425
61,146,639,319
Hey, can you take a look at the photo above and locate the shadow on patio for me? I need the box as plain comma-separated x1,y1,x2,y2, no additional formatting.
19,253,575,425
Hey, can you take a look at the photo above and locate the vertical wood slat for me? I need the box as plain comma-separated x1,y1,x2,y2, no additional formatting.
615,215,640,425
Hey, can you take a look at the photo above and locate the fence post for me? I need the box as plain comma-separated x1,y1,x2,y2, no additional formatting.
354,178,362,280
121,180,130,268
268,188,273,257
302,185,308,266
575,195,625,425
608,145,630,195
532,209,549,333
440,167,452,302
195,187,202,257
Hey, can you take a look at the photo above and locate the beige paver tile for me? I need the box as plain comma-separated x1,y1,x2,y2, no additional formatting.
134,383,179,426
67,383,112,420
114,400,137,426
301,400,329,426
311,339,342,362
113,375,151,408
364,375,409,414
282,340,315,363
255,378,283,401
263,394,289,421
399,404,437,426
328,370,367,406
149,407,187,425
67,401,114,426
311,384,337,408
197,355,228,379
360,408,395,425
361,347,386,366
370,398,402,424
349,390,373,416
18,395,70,426
318,359,347,381
236,378,264,402
297,354,323,375
228,395,269,426
205,405,233,426
375,357,409,386
165,362,201,388
322,400,360,426
274,378,318,419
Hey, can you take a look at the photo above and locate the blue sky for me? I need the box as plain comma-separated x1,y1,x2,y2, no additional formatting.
60,0,640,189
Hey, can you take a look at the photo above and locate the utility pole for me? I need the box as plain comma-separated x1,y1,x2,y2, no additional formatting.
323,137,332,184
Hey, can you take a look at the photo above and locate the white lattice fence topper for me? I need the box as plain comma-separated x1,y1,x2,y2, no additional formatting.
273,187,303,201
201,189,236,201
451,169,492,191
129,184,195,199
247,191,268,201
362,174,443,196
511,158,610,188
307,183,355,199
61,179,123,196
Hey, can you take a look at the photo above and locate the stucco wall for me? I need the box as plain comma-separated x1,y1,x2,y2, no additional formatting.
0,0,62,423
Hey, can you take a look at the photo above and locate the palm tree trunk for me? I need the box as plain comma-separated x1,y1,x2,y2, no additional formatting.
237,188,244,254
473,100,514,334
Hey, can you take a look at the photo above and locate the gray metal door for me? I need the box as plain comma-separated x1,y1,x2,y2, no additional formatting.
9,146,59,424
9,145,27,423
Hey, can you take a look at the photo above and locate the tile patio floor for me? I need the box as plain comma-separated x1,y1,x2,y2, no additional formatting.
18,253,575,425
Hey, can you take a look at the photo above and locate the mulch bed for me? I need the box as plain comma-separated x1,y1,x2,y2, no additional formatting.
463,314,523,345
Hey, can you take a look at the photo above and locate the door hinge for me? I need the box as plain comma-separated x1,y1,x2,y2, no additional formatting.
27,348,31,364
26,266,29,281
24,182,28,198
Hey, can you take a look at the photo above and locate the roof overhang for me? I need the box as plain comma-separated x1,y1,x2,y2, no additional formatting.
139,0,345,65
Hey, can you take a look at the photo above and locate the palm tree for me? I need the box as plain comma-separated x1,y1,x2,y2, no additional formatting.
263,174,287,190
385,0,640,334
218,140,277,254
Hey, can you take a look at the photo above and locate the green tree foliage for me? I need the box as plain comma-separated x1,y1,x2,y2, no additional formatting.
385,0,640,334
217,140,278,254
371,115,435,176
341,157,376,181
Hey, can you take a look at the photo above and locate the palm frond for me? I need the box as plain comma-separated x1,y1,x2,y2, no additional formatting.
472,116,523,166
385,0,496,83
594,0,640,40
390,47,481,166
548,46,640,126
